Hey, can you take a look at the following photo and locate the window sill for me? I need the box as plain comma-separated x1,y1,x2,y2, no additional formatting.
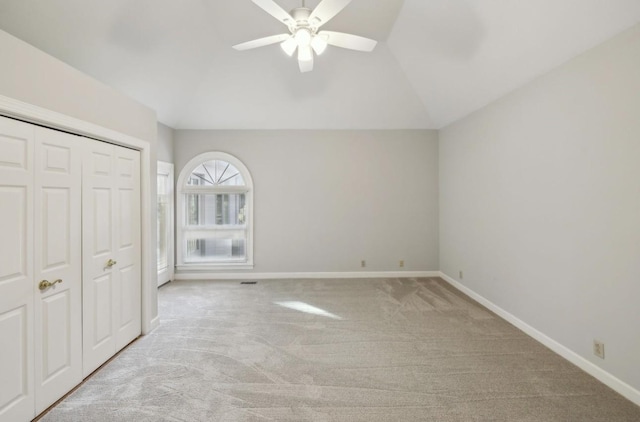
176,263,254,272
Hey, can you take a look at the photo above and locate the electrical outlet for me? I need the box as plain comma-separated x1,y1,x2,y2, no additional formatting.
361,260,366,268
593,340,605,359
459,270,463,279
399,260,404,268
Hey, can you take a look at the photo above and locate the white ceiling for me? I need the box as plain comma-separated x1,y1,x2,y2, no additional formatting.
0,0,639,130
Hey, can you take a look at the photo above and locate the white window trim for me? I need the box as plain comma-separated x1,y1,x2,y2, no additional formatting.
157,161,175,286
176,151,254,271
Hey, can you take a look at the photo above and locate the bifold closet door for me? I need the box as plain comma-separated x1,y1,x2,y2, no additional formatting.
0,117,35,422
0,118,83,421
33,127,82,413
82,139,141,377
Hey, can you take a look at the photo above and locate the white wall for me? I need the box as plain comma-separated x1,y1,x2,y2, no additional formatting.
440,24,640,393
0,30,156,143
174,130,439,274
157,123,175,163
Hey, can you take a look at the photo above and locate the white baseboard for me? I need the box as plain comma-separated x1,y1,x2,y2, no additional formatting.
438,271,640,407
174,270,439,281
144,315,160,335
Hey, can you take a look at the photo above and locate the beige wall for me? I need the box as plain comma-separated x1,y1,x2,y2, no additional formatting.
174,129,439,273
439,24,640,392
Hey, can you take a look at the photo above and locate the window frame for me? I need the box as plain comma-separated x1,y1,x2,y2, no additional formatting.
176,152,254,270
157,161,175,285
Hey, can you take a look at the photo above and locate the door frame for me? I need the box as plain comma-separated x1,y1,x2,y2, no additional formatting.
0,94,159,335
157,161,174,286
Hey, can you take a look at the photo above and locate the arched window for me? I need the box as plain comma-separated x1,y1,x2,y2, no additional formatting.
176,152,253,270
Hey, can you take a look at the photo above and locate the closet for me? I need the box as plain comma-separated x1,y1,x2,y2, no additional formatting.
0,115,141,422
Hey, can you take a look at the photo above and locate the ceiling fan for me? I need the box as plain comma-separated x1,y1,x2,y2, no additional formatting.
233,0,377,73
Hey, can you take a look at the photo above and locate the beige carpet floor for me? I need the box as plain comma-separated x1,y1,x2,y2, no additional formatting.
41,277,640,421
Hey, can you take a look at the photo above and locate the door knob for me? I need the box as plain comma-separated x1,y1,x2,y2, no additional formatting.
106,259,117,268
39,279,63,290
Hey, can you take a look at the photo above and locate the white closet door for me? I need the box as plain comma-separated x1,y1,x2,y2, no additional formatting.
0,117,35,422
83,139,141,376
33,127,82,413
82,140,115,376
113,146,141,350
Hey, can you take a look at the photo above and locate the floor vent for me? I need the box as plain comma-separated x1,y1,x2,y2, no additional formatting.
240,281,258,285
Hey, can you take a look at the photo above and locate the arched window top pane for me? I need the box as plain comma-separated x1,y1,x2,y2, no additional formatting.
187,160,245,187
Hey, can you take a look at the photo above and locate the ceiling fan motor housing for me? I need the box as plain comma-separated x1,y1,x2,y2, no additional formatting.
290,7,321,31
291,7,311,23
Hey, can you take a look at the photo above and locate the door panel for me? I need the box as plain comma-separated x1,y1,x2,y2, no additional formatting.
117,155,134,178
41,188,70,268
83,140,116,376
41,291,71,377
83,140,141,375
119,265,136,328
114,147,140,350
0,129,28,168
33,127,82,414
0,187,28,281
93,188,113,254
92,150,111,175
0,116,35,422
93,273,113,345
0,307,30,420
119,189,133,248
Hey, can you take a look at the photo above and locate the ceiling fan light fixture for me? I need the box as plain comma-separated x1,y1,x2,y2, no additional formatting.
311,35,328,55
281,37,297,56
294,27,312,47
234,0,378,73
298,44,313,62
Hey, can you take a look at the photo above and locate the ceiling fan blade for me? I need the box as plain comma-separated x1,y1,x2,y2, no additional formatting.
233,33,291,51
318,31,377,52
251,0,295,26
309,0,352,27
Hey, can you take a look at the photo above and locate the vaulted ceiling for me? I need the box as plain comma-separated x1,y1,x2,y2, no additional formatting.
0,0,639,130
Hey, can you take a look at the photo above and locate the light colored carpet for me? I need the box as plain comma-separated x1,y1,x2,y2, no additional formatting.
41,277,640,421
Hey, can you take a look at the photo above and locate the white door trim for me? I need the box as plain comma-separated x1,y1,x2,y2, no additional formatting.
0,94,158,334
157,161,174,286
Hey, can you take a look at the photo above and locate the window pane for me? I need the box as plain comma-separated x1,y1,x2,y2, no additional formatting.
187,160,245,186
184,237,246,262
185,193,246,226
